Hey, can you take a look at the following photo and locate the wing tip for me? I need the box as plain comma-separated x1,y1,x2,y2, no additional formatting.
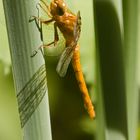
56,66,66,77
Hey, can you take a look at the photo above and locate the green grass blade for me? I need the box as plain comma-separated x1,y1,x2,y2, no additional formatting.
94,0,128,140
3,0,52,140
123,0,140,140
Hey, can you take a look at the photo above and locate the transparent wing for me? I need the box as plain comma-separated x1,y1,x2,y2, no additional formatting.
56,47,73,77
56,11,81,77
73,11,81,44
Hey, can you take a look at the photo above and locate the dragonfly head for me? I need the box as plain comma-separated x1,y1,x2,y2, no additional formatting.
50,0,67,17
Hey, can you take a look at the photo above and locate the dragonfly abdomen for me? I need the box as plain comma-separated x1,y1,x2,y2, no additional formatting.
72,45,95,119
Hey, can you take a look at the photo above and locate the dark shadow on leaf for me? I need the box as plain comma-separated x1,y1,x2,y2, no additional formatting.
94,1,128,138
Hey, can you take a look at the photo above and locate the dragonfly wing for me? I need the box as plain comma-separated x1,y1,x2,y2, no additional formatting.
56,11,81,77
73,11,81,44
56,47,73,77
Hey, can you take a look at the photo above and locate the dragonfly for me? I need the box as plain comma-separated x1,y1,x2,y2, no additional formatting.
29,0,95,119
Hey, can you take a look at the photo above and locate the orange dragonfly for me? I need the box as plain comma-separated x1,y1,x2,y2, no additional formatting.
29,0,95,119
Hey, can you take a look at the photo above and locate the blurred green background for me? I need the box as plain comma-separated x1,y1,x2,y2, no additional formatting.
0,0,140,140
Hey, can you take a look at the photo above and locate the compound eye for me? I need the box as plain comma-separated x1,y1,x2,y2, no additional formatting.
56,6,65,16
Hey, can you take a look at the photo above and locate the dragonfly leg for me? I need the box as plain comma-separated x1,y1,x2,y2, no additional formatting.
54,22,59,46
39,0,52,18
29,16,54,41
29,16,42,40
30,21,58,57
29,17,54,57
39,22,59,48
29,16,54,25
31,40,55,57
35,3,43,40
